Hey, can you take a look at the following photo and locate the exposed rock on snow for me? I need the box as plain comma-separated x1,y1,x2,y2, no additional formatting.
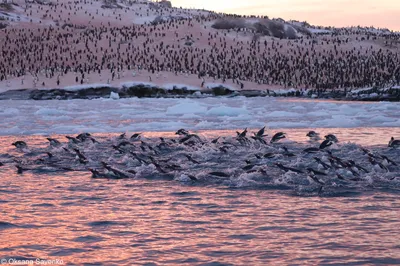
212,17,310,39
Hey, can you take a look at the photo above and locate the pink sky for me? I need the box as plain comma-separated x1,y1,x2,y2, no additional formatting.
173,0,400,31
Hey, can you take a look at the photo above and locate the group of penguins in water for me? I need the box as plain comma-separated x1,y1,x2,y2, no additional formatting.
2,127,400,193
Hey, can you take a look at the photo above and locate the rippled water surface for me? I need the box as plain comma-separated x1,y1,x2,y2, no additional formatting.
1,129,400,265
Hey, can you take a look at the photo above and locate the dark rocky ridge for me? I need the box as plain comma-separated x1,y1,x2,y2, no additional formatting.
0,84,399,101
101,0,123,9
211,17,311,39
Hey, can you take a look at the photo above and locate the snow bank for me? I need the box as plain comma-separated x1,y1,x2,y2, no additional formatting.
64,84,111,92
110,92,120,100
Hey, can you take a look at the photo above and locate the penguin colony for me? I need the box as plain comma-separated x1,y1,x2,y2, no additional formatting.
0,0,399,91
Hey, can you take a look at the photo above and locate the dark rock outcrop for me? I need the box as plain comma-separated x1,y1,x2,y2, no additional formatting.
212,17,310,39
101,0,122,9
0,3,14,11
0,84,398,101
211,18,246,30
159,0,172,8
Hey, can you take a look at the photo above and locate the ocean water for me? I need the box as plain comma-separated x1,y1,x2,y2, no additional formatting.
1,174,399,265
0,129,400,265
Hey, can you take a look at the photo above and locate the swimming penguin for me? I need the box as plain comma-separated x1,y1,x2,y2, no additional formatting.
116,141,134,149
89,168,106,179
46,138,61,147
208,171,230,178
66,136,81,144
274,162,303,174
255,126,267,138
242,164,255,171
381,155,397,166
90,168,125,179
130,133,141,141
319,139,333,150
184,154,200,164
306,131,319,138
270,132,286,143
101,162,131,178
306,168,327,176
73,149,88,164
313,157,331,170
15,164,28,174
327,152,347,167
76,133,92,142
388,137,400,148
178,134,202,146
12,141,28,149
181,173,198,182
263,153,276,159
187,174,198,181
306,169,325,185
368,157,389,172
211,137,220,144
347,160,369,173
325,134,338,143
176,129,189,136
337,174,346,180
149,157,169,174
130,152,150,165
251,135,268,145
118,133,126,139
303,147,320,154
115,144,129,153
250,126,267,144
237,128,248,138
281,146,296,157
153,161,169,174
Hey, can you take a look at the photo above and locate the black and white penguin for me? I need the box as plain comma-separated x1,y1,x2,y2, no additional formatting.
176,129,189,136
325,134,338,143
46,138,61,147
237,128,248,138
270,132,286,143
303,147,320,154
255,126,267,138
306,168,325,185
306,131,319,138
130,133,141,141
274,162,303,174
319,139,333,149
12,141,27,149
388,137,400,148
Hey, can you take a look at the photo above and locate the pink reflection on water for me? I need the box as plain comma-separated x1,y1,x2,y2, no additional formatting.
0,175,399,264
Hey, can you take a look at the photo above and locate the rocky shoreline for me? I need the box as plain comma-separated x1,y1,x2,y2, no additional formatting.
0,83,399,101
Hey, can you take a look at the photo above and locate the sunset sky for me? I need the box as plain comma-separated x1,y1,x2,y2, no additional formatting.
172,0,400,31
